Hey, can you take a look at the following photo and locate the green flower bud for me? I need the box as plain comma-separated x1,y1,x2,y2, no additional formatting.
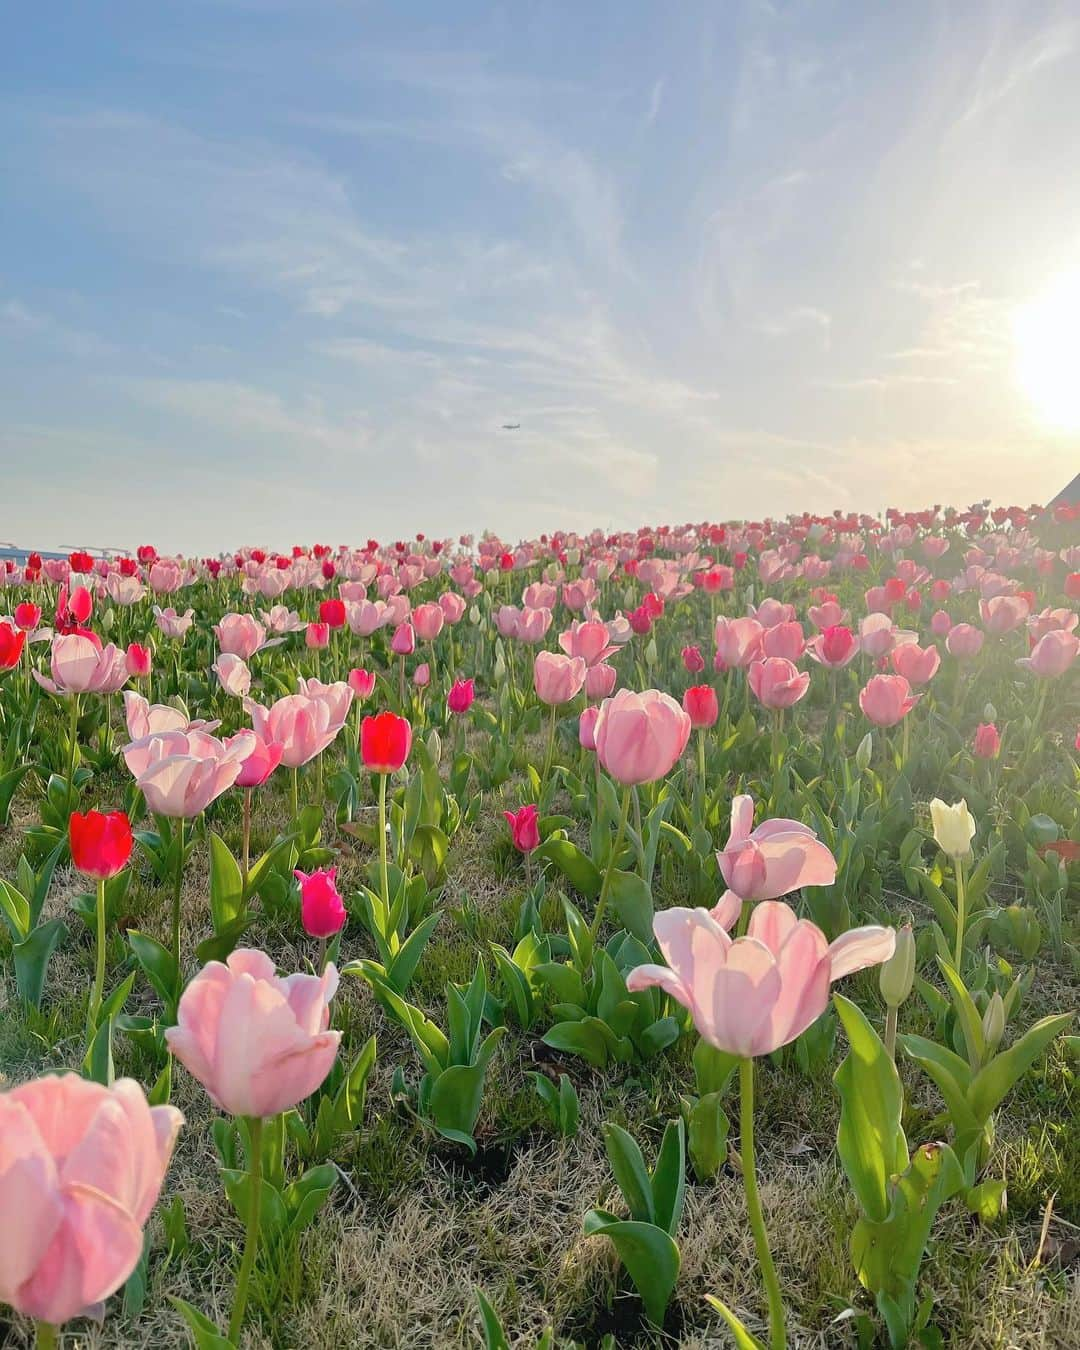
855,732,873,772
879,923,916,1008
645,637,658,668
981,991,1005,1056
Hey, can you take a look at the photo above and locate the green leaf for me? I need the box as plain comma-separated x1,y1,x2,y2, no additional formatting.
196,912,257,966
475,1290,511,1350
937,959,985,1070
542,1019,615,1067
688,1092,729,1181
968,1013,1073,1122
582,1214,680,1326
607,869,654,944
84,1013,115,1086
704,1294,767,1349
128,929,180,1018
13,918,68,1009
0,878,30,942
387,911,441,993
833,994,908,1223
169,1297,236,1349
535,838,602,898
650,1118,686,1235
208,832,245,931
602,1123,655,1223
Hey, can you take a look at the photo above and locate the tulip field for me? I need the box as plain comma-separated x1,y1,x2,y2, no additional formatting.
0,506,1078,1350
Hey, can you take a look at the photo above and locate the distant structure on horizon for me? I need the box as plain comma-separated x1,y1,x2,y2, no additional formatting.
1049,472,1080,508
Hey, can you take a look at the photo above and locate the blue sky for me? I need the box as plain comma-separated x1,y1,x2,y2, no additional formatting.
2,0,1078,554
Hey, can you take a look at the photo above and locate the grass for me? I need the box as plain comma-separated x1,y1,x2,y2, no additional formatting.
0,722,1077,1350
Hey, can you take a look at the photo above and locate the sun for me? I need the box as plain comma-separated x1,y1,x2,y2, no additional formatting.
1013,269,1080,431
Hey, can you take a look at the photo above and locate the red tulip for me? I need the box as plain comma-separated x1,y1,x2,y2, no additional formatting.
126,642,152,679
69,585,93,625
361,711,412,773
69,810,133,879
973,723,1001,760
683,684,719,728
681,644,705,674
0,621,26,671
504,803,540,853
13,602,41,631
319,598,347,629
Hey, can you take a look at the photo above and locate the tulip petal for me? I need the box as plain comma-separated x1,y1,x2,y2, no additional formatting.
827,925,896,980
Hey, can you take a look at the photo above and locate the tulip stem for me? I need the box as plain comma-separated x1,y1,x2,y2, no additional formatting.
953,854,966,970
739,1057,786,1350
884,1004,898,1062
378,771,390,916
35,1323,57,1349
291,767,299,821
540,703,557,804
90,875,107,1030
591,784,631,940
172,810,186,972
317,935,328,975
242,787,252,891
696,731,707,814
229,1114,264,1342
63,693,80,825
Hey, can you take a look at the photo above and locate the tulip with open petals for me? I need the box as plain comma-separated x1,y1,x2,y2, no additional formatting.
889,641,941,686
1017,629,1080,679
34,633,128,697
214,613,266,660
245,686,351,768
748,657,810,709
213,652,252,698
716,794,836,905
166,948,340,1118
123,729,255,817
626,901,894,1058
0,1074,182,1328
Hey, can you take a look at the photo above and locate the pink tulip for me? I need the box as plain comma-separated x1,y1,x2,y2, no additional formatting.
153,606,194,640
438,592,467,624
1017,629,1080,679
235,729,285,788
123,691,217,740
807,625,859,668
166,949,340,1117
761,622,805,663
495,605,521,639
295,867,347,939
391,621,416,656
859,613,915,659
585,662,618,700
33,633,129,696
0,1074,182,1326
123,728,256,817
346,600,389,636
533,651,587,705
348,668,377,700
213,652,252,697
626,901,894,1057
245,685,352,767
946,623,984,659
980,594,1030,636
522,582,557,609
411,603,445,642
973,723,1001,760
306,622,330,649
751,598,796,628
594,688,691,784
716,794,836,903
889,642,941,686
808,600,846,630
714,616,763,668
1028,607,1079,642
413,662,431,687
748,657,810,709
517,606,553,643
930,609,953,637
559,619,616,667
214,613,266,660
859,673,920,727
579,704,600,750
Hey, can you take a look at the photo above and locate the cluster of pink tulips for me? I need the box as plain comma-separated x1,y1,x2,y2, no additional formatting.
0,498,1076,1348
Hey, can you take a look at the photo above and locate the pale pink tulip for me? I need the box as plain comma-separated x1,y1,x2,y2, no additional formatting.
716,794,836,903
714,616,763,668
946,623,984,659
980,595,1030,636
1017,629,1080,679
33,634,128,696
123,729,255,817
213,653,252,698
626,901,894,1057
533,651,587,705
748,657,810,709
234,730,284,789
411,603,445,642
594,688,691,784
889,642,941,686
438,591,467,624
122,691,218,741
761,621,806,663
517,606,553,643
558,619,616,667
166,949,340,1118
0,1074,182,1326
859,673,921,726
585,662,618,700
153,606,194,640
245,688,350,768
214,613,266,660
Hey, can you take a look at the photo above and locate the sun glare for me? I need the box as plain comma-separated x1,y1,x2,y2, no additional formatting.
1013,268,1080,431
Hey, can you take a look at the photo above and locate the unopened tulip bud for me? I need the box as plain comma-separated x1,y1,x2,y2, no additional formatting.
493,651,506,682
100,607,115,633
597,562,612,583
645,637,658,668
855,732,873,772
879,923,915,1008
981,991,1005,1056
468,605,481,625
930,798,976,858
566,548,581,566
983,702,997,722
